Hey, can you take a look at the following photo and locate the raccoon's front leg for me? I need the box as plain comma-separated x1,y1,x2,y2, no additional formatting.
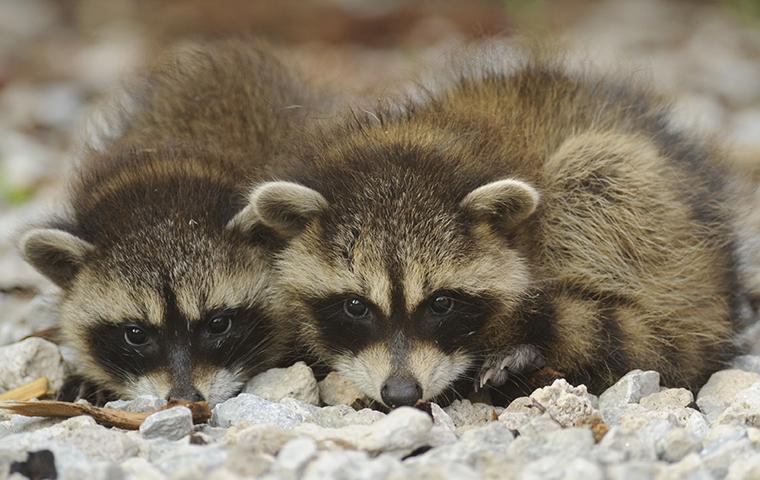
477,344,546,389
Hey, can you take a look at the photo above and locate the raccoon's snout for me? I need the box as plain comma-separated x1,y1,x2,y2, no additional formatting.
381,376,422,408
167,385,205,402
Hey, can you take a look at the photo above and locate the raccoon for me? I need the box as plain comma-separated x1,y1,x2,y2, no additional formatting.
19,41,320,405
244,50,744,408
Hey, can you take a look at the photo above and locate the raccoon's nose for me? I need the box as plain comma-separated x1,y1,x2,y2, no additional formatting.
381,376,422,408
167,386,205,403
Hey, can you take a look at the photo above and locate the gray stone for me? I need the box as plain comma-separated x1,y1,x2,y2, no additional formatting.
640,388,693,410
223,423,297,455
224,449,274,478
301,451,403,480
210,393,305,429
696,369,760,423
598,427,657,462
139,406,193,440
527,379,599,428
0,337,65,393
294,406,433,456
304,404,385,428
657,453,712,480
120,457,167,480
244,361,320,405
149,443,228,477
606,461,666,480
275,437,318,471
726,453,760,480
318,372,369,407
507,427,595,462
715,382,760,428
599,370,660,412
660,428,701,462
0,415,139,478
521,456,604,480
105,395,167,413
407,421,514,471
701,436,754,478
443,399,504,430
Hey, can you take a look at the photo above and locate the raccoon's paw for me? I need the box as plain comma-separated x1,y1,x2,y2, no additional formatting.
57,375,115,406
477,344,545,390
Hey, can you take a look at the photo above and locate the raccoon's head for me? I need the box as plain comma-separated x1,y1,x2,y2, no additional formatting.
249,139,540,408
21,188,281,406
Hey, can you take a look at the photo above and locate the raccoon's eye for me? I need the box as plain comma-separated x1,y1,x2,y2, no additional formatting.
207,315,233,335
124,326,148,346
429,295,455,315
343,298,369,319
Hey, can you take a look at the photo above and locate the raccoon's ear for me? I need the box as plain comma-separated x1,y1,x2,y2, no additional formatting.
461,179,540,228
228,181,328,238
20,229,95,288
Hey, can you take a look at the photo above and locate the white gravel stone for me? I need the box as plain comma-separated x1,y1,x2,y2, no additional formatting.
244,361,320,405
726,453,760,480
120,457,167,480
139,406,193,440
105,396,167,413
715,382,760,428
211,393,306,429
606,461,666,480
599,370,660,412
318,371,369,406
275,437,318,471
407,421,514,470
0,337,65,392
521,456,604,480
507,427,595,462
527,379,599,427
657,453,711,480
444,399,503,430
301,451,403,480
640,388,693,410
660,428,702,462
598,427,658,461
305,405,385,428
696,369,760,423
0,415,139,477
294,406,433,456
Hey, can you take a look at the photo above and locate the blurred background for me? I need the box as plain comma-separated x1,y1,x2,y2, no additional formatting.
0,0,759,345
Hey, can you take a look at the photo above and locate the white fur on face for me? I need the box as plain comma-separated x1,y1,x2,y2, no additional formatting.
332,342,473,406
201,368,245,407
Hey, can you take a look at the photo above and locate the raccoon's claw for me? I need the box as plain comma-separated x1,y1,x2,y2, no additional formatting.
477,344,545,390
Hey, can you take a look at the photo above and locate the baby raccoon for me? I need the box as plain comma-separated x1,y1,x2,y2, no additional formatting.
245,51,744,407
20,41,318,405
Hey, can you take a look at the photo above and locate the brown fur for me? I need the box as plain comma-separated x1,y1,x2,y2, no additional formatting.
254,48,746,404
20,41,325,404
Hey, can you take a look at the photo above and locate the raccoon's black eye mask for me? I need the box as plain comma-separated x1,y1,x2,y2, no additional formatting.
86,305,272,381
308,291,494,353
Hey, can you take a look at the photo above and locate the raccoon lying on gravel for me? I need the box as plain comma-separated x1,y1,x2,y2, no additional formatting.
19,41,324,405
241,47,748,408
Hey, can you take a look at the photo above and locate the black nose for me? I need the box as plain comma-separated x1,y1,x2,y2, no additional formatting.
381,376,422,408
167,386,205,402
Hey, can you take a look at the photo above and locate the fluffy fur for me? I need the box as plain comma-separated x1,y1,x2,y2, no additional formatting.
254,47,747,405
20,41,322,405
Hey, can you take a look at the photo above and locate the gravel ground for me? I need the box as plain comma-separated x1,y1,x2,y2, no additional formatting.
1,0,760,478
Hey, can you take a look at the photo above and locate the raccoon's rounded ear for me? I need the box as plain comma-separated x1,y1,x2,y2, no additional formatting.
228,181,328,238
460,179,540,228
20,228,95,288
